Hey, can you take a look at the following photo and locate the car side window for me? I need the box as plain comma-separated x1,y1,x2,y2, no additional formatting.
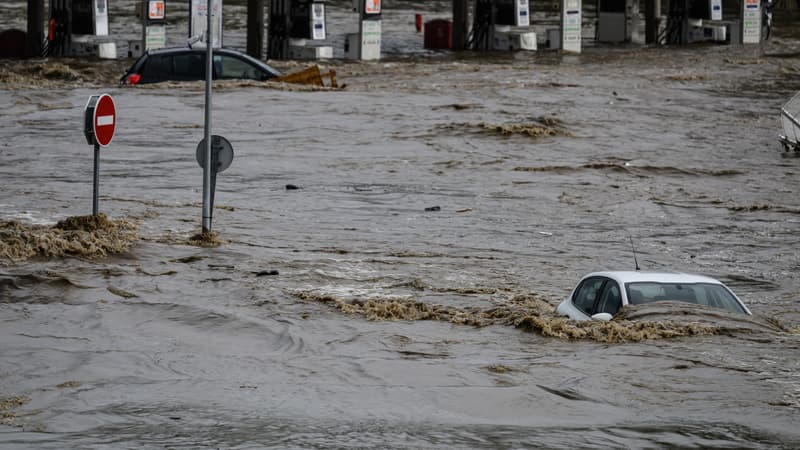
173,53,205,80
214,55,262,80
595,281,622,315
141,55,170,83
573,277,606,315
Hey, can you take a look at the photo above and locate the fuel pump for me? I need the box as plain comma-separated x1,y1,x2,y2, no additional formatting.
289,0,331,58
345,0,381,60
561,0,582,52
469,0,494,50
46,0,114,57
288,0,326,40
468,0,534,51
761,0,772,39
268,0,329,59
682,0,727,43
268,0,289,58
490,0,529,26
742,0,761,43
141,0,167,54
46,0,70,55
596,0,626,42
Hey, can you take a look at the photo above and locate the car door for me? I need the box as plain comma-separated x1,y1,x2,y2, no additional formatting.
571,277,607,317
171,51,206,81
594,280,622,316
213,53,265,81
571,276,623,317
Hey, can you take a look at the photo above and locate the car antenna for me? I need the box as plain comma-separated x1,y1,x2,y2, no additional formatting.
629,234,641,271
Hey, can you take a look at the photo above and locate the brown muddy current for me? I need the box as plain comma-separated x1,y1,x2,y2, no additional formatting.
2,1,800,448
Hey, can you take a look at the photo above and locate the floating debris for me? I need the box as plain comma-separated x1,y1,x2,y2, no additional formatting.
0,395,30,426
476,121,571,138
255,270,280,277
107,286,138,299
0,214,138,261
666,74,709,82
170,255,206,264
432,103,481,111
724,58,764,65
440,117,571,139
0,58,128,89
288,290,783,343
728,204,772,212
485,364,523,374
136,268,177,276
513,163,742,177
515,315,719,342
187,230,225,248
36,62,80,80
290,290,489,325
273,65,338,88
55,381,81,389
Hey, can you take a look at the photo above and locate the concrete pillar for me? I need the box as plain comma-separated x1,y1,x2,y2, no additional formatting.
452,0,468,50
26,0,44,57
247,0,265,59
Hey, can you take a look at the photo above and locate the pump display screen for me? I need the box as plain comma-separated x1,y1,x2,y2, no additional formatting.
149,0,165,20
365,0,380,14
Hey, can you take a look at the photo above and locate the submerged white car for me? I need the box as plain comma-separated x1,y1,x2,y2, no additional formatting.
555,271,752,321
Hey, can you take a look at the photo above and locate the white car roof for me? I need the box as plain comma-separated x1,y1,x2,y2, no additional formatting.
584,271,724,285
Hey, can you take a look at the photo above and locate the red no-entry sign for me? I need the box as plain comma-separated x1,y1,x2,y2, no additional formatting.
84,94,116,147
83,93,117,216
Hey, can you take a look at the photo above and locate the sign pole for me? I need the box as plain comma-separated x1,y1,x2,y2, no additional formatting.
84,94,115,217
93,143,100,215
202,0,214,232
195,135,234,224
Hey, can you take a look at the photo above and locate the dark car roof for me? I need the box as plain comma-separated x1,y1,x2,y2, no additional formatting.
135,46,281,77
120,47,281,81
145,46,246,57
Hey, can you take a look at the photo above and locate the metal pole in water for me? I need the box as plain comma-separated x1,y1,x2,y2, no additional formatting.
92,143,100,216
202,0,214,232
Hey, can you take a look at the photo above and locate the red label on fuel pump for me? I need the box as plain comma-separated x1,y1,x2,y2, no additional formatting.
148,0,165,20
365,0,381,14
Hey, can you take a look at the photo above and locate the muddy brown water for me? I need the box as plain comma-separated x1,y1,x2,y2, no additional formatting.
2,1,800,448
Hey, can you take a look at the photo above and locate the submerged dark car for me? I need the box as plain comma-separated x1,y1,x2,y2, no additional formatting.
120,47,281,85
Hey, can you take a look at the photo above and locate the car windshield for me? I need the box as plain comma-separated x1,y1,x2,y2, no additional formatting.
625,282,746,314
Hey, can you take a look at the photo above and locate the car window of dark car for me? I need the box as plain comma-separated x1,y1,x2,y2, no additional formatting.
214,54,263,80
141,54,171,83
595,281,622,315
173,53,205,80
573,277,606,315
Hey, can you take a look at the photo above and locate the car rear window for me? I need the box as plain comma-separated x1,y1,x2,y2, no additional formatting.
141,54,171,82
625,282,746,314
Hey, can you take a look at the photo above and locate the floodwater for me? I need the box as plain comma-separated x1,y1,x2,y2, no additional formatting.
2,1,800,448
